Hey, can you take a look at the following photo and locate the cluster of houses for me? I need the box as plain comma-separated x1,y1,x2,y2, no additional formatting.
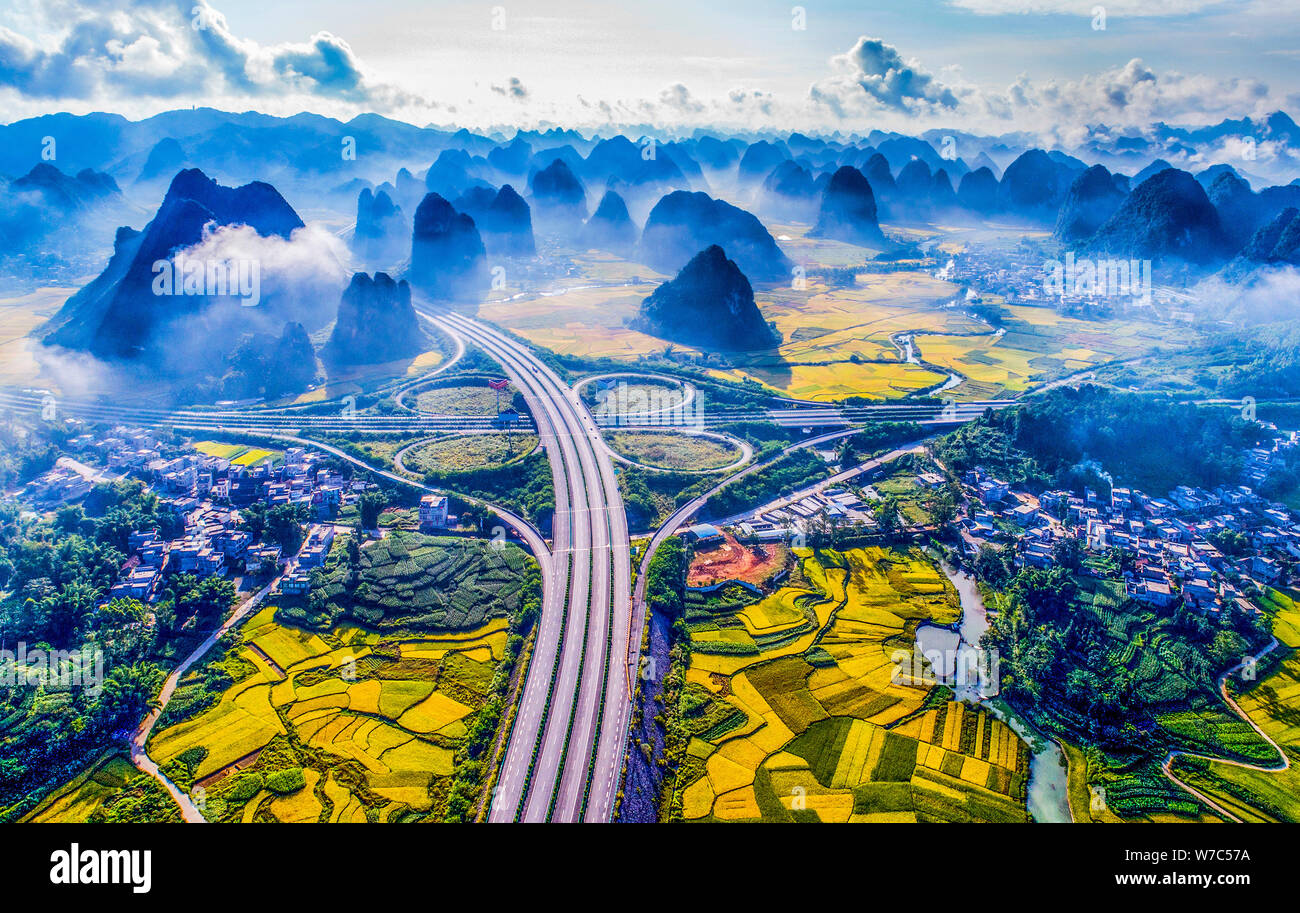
108,506,258,603
734,486,874,542
18,426,408,606
957,456,1300,615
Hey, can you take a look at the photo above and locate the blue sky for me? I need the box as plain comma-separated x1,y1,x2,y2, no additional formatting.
0,0,1296,136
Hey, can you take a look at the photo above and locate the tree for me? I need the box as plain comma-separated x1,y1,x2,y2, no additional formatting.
165,575,236,629
93,664,162,730
359,490,387,529
1051,536,1085,572
873,497,902,538
646,537,687,618
926,488,956,531
974,544,1012,588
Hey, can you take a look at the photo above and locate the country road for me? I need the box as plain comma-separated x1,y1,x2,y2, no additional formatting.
1160,638,1290,823
130,574,283,823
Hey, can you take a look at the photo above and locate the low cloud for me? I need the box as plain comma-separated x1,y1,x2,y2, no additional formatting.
945,0,1236,15
658,83,704,114
491,76,529,100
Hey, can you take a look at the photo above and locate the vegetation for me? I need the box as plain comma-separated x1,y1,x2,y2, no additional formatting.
0,467,236,821
146,534,542,823
932,385,1269,496
608,431,741,471
278,530,536,635
402,433,538,474
701,450,829,520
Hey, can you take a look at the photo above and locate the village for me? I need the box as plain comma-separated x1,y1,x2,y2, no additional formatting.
19,426,454,610
682,425,1300,618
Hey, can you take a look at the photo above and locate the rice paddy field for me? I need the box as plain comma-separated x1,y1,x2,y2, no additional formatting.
669,546,1031,822
146,603,514,822
608,431,742,471
21,753,181,823
473,237,1187,403
194,441,281,465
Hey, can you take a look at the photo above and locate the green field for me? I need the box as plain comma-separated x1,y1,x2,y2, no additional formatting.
414,384,504,416
282,530,537,634
194,441,280,465
401,433,539,474
608,431,742,471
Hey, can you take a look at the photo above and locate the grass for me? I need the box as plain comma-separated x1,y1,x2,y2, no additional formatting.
401,433,539,474
669,546,1030,822
414,385,503,416
608,431,741,471
193,441,280,465
232,447,278,466
194,441,246,459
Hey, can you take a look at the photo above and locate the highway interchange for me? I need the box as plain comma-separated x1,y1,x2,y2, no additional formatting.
0,308,1007,822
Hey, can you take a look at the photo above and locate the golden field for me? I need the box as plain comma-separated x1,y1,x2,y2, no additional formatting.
672,547,1030,822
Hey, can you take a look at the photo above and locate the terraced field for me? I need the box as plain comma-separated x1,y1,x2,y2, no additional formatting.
147,603,514,822
21,754,181,823
1164,590,1300,822
670,546,1030,822
142,533,538,822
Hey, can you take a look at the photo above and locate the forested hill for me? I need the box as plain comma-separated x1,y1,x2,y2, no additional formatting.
932,385,1271,497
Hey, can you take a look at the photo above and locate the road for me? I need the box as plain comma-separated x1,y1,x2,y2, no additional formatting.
706,442,929,528
2,319,1006,824
130,573,282,822
126,429,554,822
0,389,1006,436
1160,638,1290,822
422,308,633,823
631,430,943,628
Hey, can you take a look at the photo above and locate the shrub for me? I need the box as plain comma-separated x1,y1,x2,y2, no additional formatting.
265,767,306,794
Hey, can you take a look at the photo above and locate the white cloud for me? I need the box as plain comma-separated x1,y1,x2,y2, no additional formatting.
491,76,529,100
0,0,409,106
945,0,1234,15
810,37,962,118
658,83,704,114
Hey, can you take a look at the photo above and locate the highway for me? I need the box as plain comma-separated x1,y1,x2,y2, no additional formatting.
421,308,632,823
0,389,1006,436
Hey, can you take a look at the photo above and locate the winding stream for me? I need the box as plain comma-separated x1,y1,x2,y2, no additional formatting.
916,560,1073,823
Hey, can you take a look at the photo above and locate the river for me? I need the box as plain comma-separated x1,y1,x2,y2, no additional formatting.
915,559,1073,823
